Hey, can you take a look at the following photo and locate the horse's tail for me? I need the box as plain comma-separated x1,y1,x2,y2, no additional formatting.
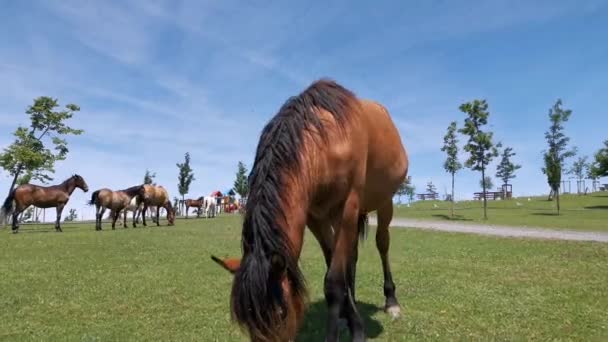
0,189,16,226
88,190,101,206
230,217,307,341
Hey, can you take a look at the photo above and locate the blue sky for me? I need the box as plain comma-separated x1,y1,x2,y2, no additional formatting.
1,0,607,221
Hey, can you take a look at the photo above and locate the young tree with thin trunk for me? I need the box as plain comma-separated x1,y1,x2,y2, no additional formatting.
480,176,494,191
0,97,83,198
569,156,588,194
458,99,499,220
496,145,521,197
542,99,576,215
233,161,249,201
590,139,608,177
441,121,462,217
143,169,156,185
177,152,195,216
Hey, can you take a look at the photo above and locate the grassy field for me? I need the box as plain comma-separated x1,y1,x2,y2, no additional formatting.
1,216,607,341
394,191,608,231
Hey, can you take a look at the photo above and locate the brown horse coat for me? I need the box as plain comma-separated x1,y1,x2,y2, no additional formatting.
138,184,175,226
211,79,408,341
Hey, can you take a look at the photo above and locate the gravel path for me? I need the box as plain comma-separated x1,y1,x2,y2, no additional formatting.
367,217,608,243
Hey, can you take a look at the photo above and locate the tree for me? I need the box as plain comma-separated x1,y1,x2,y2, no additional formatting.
480,176,494,191
441,121,462,217
403,176,416,203
496,146,521,195
233,161,249,199
542,99,576,215
590,139,608,178
64,208,77,222
177,152,195,215
569,156,588,194
395,176,414,204
0,97,83,197
458,99,499,220
143,169,156,185
426,181,437,194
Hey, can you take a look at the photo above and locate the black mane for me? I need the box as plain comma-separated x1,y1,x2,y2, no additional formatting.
232,78,358,339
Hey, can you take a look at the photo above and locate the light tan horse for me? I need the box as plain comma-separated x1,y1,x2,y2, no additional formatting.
1,174,89,233
211,79,408,341
137,184,175,226
89,185,143,230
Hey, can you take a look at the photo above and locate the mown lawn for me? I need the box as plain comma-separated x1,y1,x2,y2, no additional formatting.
1,216,607,341
394,192,608,231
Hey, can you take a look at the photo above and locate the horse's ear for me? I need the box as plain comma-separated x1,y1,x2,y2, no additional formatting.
211,255,240,274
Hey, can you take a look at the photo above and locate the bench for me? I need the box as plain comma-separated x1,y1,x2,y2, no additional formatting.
473,191,504,200
416,193,438,200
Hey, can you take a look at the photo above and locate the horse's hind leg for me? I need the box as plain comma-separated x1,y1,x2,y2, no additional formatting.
376,201,400,318
11,208,21,233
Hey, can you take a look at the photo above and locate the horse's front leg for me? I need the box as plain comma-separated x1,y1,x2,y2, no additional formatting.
55,204,65,232
156,206,161,226
123,209,128,228
142,204,148,226
325,192,365,342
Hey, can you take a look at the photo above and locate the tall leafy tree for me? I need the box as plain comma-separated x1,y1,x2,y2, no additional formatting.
426,181,437,194
496,145,521,195
590,139,608,178
233,161,249,199
479,176,494,191
542,99,576,214
441,121,462,217
569,156,588,194
458,99,499,220
143,169,156,185
0,96,83,197
177,152,195,215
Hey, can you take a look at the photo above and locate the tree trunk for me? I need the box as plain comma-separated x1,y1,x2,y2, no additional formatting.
451,172,455,218
6,165,23,198
481,167,488,220
556,186,561,215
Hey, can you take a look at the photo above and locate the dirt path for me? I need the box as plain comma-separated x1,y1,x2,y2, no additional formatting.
367,217,608,243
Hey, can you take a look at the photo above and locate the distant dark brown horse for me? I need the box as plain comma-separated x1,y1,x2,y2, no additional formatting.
137,184,175,226
1,174,89,233
211,79,408,341
89,185,143,230
184,197,204,219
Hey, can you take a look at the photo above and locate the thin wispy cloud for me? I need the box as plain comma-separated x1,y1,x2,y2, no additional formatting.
1,0,607,221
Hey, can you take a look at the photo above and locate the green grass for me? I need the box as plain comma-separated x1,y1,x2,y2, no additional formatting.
394,191,608,231
1,216,607,341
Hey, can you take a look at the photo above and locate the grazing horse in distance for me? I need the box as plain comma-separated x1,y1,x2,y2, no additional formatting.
211,79,408,341
184,197,204,219
1,174,89,233
89,185,143,230
137,184,175,226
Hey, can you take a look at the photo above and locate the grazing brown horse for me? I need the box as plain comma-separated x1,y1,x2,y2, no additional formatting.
184,197,204,218
1,174,89,233
211,79,408,341
137,184,175,226
89,185,143,230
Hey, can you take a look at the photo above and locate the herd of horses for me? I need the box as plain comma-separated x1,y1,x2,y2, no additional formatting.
2,79,408,341
0,178,222,233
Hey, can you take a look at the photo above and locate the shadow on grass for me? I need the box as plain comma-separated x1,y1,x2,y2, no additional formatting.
531,212,559,216
585,205,608,210
432,214,473,221
298,300,384,341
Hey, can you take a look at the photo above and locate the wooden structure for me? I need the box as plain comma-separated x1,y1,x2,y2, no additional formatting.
416,193,438,200
501,184,513,199
473,191,504,201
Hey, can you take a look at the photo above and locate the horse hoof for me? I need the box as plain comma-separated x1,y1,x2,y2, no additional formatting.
385,305,401,319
